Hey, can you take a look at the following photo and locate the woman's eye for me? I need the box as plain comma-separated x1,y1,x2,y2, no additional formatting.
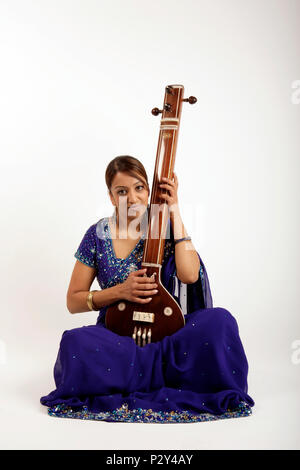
117,186,144,195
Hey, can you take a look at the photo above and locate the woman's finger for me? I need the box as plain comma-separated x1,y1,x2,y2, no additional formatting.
135,276,157,284
134,296,152,303
133,281,157,290
133,289,158,296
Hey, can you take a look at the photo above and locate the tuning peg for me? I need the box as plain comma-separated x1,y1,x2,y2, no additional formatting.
151,103,172,115
151,107,162,116
182,96,197,104
165,86,174,95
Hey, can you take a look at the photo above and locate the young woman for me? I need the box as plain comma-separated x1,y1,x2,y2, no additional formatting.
40,156,255,423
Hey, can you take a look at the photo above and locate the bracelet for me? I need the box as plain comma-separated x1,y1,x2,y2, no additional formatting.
174,236,192,245
86,290,98,311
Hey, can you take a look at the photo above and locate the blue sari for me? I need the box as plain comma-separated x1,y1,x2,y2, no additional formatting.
40,216,255,423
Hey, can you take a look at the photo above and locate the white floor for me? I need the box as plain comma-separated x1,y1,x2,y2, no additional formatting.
1,350,299,450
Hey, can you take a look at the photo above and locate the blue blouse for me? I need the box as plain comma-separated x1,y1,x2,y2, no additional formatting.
74,217,176,290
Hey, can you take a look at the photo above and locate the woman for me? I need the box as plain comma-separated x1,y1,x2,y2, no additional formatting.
40,156,255,423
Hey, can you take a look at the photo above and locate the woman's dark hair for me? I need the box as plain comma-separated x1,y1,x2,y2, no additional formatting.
105,156,150,194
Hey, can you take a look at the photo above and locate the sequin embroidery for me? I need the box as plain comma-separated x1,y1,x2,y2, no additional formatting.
74,217,176,290
47,401,252,423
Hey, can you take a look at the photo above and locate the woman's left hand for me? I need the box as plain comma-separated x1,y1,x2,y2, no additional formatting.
159,172,179,212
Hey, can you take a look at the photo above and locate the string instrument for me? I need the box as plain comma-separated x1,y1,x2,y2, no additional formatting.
105,84,197,345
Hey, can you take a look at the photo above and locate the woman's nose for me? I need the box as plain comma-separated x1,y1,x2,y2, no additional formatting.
128,190,139,204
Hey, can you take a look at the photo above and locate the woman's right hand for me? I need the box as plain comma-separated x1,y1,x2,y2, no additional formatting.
118,268,158,303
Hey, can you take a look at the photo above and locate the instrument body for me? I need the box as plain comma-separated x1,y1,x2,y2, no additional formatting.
106,84,197,344
105,264,184,345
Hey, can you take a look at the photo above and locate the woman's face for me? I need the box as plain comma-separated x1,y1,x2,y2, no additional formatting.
109,171,149,220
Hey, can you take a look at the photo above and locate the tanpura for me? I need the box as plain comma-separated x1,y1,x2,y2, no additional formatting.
105,85,197,345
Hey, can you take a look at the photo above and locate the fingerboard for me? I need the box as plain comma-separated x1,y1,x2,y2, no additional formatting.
143,85,185,266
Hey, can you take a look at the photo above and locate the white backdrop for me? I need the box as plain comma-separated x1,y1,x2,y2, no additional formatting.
1,0,299,450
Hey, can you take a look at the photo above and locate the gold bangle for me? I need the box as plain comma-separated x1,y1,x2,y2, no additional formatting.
86,290,98,311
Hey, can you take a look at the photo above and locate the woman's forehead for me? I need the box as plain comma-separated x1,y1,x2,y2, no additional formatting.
112,172,145,188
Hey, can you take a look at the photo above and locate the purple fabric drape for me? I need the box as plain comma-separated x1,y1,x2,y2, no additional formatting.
40,254,254,422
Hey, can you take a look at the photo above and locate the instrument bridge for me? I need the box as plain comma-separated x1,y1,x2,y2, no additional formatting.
132,311,155,323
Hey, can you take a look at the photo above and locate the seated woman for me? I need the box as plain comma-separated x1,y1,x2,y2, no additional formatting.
40,155,255,423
